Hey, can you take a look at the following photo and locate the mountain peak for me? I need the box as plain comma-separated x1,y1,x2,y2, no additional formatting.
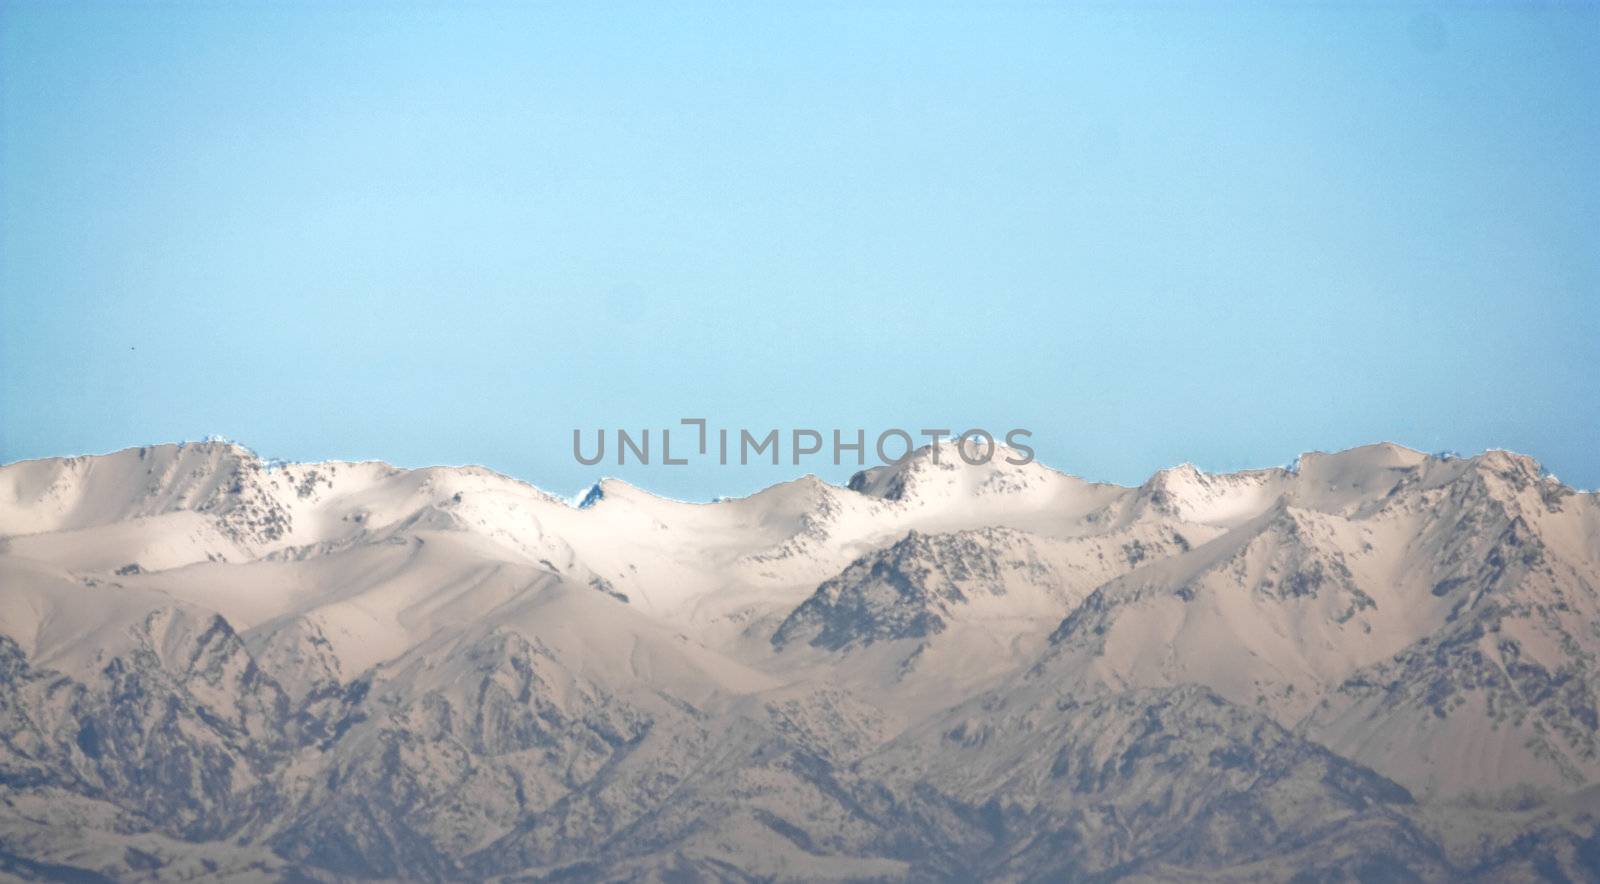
577,481,606,509
1132,461,1286,527
3,438,1599,879
846,440,1067,503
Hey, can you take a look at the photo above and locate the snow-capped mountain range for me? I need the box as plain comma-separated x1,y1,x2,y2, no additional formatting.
1,440,1598,881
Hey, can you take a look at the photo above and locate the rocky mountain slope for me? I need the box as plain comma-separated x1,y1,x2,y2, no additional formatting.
1,440,1597,881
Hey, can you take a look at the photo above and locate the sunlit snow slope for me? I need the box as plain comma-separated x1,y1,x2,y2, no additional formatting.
1,440,1598,881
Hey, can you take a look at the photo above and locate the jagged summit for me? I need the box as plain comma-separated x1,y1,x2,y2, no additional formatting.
576,479,609,509
1,440,1598,879
3,439,1577,529
844,439,1078,501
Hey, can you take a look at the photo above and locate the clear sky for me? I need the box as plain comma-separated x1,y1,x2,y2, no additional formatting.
2,2,1596,499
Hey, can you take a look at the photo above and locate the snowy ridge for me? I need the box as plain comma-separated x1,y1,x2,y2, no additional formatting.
1,440,1598,880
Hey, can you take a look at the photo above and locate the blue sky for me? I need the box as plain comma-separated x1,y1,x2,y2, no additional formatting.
2,2,1596,499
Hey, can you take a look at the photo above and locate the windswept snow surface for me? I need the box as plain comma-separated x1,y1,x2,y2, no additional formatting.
1,440,1598,881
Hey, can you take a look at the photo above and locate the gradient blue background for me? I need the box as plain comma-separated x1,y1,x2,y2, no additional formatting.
3,2,1596,499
